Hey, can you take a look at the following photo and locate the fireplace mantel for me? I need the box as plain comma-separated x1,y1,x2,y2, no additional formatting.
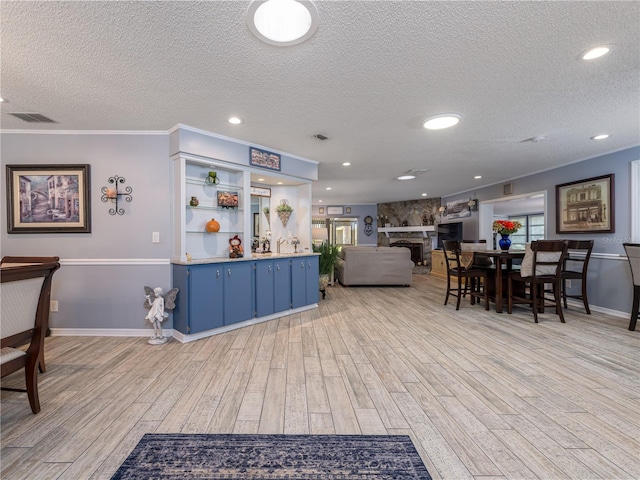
379,226,435,238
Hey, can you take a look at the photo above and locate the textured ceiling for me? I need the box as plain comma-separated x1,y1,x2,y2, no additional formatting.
1,1,639,204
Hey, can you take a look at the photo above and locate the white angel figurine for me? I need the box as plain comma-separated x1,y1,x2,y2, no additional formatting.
143,286,179,344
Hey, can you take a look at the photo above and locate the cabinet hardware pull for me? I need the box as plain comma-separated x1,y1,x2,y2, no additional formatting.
228,269,232,277
216,270,220,279
268,265,272,272
276,265,280,271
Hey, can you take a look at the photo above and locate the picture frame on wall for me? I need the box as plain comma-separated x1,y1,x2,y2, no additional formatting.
556,174,615,234
327,206,343,215
318,207,325,214
250,147,281,171
6,164,91,234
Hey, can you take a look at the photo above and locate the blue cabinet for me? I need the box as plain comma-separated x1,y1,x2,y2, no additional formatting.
291,256,319,308
173,264,223,334
274,259,292,312
173,255,318,338
223,262,254,325
255,260,275,317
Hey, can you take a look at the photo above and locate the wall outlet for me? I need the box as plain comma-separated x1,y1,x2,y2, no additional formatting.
152,232,160,243
50,300,59,312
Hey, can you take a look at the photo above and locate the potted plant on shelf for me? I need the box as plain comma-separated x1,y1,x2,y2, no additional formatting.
313,241,341,292
262,206,270,227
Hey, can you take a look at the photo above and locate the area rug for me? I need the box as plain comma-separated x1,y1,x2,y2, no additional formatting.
111,433,432,479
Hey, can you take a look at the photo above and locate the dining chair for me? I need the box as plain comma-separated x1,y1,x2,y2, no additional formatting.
442,240,489,311
1,260,60,413
560,240,594,314
461,240,491,296
623,243,640,331
1,256,60,373
507,240,568,323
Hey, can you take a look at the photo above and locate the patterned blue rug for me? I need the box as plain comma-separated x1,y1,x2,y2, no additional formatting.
111,433,432,479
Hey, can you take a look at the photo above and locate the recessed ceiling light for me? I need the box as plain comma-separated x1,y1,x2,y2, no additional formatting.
423,114,461,130
581,45,612,60
0,97,5,103
228,116,243,125
421,193,428,197
277,181,284,185
474,175,482,179
397,175,416,180
247,0,319,46
342,162,351,166
325,187,332,190
258,178,265,182
591,134,609,140
318,199,323,203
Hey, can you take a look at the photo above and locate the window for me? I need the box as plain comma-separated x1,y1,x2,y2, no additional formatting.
508,214,545,250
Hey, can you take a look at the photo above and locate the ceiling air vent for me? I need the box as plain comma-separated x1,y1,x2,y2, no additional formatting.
313,134,328,140
406,169,429,176
9,113,56,123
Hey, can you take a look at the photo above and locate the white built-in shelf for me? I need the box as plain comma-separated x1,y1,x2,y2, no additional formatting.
379,226,436,238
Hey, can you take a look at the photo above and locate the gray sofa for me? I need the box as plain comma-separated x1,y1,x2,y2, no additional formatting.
336,246,414,286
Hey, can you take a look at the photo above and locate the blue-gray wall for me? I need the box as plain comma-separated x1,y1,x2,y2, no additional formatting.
1,132,172,331
443,146,639,317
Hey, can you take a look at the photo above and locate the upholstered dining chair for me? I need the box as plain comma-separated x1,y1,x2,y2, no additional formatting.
561,240,594,314
507,240,568,323
623,243,640,331
1,256,60,373
1,260,60,413
442,240,489,311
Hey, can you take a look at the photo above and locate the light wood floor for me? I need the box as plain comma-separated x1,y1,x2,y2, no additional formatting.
2,274,638,480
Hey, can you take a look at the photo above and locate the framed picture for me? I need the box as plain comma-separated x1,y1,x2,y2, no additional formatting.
217,191,239,209
327,206,343,215
250,147,281,171
6,164,91,234
556,174,614,234
346,207,352,214
318,207,325,214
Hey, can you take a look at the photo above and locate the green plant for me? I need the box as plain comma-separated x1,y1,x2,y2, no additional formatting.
262,206,270,214
276,203,293,213
313,241,340,275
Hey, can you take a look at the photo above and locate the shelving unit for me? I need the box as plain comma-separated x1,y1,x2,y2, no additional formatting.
171,154,251,262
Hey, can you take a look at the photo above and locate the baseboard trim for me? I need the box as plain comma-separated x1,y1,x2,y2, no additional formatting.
59,258,170,266
172,304,318,343
50,328,172,337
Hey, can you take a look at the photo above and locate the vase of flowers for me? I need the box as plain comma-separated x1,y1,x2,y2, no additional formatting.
492,219,522,251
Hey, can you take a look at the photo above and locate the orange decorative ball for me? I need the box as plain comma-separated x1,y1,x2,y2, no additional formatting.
205,218,220,232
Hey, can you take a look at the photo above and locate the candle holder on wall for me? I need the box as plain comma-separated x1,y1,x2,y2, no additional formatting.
101,175,133,215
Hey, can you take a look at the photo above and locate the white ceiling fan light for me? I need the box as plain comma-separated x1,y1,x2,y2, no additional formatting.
247,0,319,46
423,114,461,130
591,134,609,140
397,175,416,180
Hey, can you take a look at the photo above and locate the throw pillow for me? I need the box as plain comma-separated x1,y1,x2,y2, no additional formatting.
520,243,561,277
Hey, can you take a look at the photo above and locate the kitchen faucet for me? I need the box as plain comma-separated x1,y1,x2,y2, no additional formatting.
277,237,289,254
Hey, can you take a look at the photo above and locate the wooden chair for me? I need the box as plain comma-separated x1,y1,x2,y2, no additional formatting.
623,243,640,331
1,260,60,413
1,256,59,373
442,240,489,311
508,240,568,323
561,240,594,314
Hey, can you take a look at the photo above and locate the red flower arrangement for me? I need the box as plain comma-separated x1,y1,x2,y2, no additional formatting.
492,219,522,234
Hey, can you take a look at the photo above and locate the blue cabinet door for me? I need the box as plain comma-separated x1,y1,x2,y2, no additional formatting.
172,264,223,334
274,259,292,312
305,256,319,304
291,258,307,308
255,261,275,317
223,262,254,325
190,265,224,333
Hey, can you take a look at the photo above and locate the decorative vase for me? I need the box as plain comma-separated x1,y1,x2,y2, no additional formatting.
499,233,511,251
189,196,199,207
205,218,220,232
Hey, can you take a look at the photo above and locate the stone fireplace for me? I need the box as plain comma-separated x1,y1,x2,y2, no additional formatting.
390,240,424,266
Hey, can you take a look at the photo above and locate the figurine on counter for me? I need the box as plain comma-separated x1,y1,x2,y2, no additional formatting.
251,236,260,253
229,235,244,258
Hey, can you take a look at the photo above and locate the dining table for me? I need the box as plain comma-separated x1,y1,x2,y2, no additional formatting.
474,249,527,313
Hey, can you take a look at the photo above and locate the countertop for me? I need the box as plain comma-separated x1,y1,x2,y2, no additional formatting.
172,252,320,265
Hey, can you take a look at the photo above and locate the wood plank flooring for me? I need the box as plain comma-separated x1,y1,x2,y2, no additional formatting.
2,274,638,479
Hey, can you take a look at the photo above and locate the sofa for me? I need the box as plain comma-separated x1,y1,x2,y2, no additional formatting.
336,246,414,286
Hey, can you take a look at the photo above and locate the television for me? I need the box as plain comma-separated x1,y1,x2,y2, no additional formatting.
436,221,463,249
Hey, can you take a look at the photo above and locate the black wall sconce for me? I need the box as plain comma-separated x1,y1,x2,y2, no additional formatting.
101,175,133,215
